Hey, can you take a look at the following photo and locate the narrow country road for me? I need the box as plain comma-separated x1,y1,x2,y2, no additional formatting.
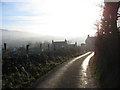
30,52,98,88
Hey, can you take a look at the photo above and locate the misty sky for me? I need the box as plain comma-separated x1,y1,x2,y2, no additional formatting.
0,0,103,38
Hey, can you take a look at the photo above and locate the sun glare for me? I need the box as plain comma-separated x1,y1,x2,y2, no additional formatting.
2,0,103,38
27,0,102,37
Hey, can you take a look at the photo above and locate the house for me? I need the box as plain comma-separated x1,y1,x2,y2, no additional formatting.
52,39,77,50
52,39,67,48
68,42,77,48
80,43,86,50
85,35,96,51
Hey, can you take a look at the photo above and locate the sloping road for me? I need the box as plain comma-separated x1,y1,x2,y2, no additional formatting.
30,52,97,88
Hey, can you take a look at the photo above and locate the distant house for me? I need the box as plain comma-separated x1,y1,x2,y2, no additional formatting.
85,35,96,51
52,39,77,49
68,42,77,48
52,39,67,48
80,43,86,50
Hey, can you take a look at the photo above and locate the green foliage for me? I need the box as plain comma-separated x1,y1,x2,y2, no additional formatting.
89,56,100,87
2,45,83,89
94,2,120,88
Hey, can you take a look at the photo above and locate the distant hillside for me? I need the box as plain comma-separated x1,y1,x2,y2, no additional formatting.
1,29,85,47
2,29,40,47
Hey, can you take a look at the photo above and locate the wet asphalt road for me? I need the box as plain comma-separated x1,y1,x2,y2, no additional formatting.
31,52,97,88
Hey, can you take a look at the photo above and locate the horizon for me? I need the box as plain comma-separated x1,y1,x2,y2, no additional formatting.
1,29,89,45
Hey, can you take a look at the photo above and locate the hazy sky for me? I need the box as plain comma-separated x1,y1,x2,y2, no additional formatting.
0,0,103,38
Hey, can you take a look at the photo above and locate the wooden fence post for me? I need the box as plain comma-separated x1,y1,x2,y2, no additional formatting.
40,44,42,52
4,43,7,56
48,44,49,51
26,45,29,58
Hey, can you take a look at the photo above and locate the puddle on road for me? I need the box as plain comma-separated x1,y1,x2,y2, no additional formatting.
82,52,94,71
79,52,94,88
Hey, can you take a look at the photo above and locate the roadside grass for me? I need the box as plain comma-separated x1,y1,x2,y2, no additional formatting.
89,55,100,88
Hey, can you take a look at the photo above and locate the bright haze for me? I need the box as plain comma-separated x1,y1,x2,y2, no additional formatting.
0,0,103,44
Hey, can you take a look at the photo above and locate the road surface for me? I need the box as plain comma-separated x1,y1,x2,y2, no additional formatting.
30,52,98,88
